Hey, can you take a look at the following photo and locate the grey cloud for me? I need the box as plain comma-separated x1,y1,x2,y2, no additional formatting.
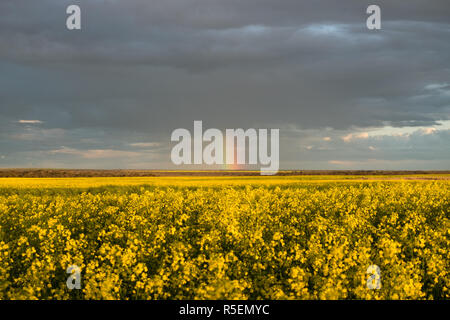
0,1,449,169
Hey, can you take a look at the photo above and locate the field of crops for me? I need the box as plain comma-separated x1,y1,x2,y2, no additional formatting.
0,176,448,300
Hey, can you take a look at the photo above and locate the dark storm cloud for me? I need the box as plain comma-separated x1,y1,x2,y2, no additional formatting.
0,0,449,168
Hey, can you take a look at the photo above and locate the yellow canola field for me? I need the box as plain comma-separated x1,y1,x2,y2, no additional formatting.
0,176,448,299
0,174,448,188
0,176,375,189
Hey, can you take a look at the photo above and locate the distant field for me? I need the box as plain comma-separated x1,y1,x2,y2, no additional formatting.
1,168,450,178
0,174,448,300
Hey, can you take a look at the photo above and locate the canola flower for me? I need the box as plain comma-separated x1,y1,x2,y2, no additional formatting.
0,177,448,300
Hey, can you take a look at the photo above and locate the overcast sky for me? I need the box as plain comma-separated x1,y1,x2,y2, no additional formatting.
1,0,449,170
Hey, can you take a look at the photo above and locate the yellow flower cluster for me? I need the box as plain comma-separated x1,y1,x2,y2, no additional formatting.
0,179,448,299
